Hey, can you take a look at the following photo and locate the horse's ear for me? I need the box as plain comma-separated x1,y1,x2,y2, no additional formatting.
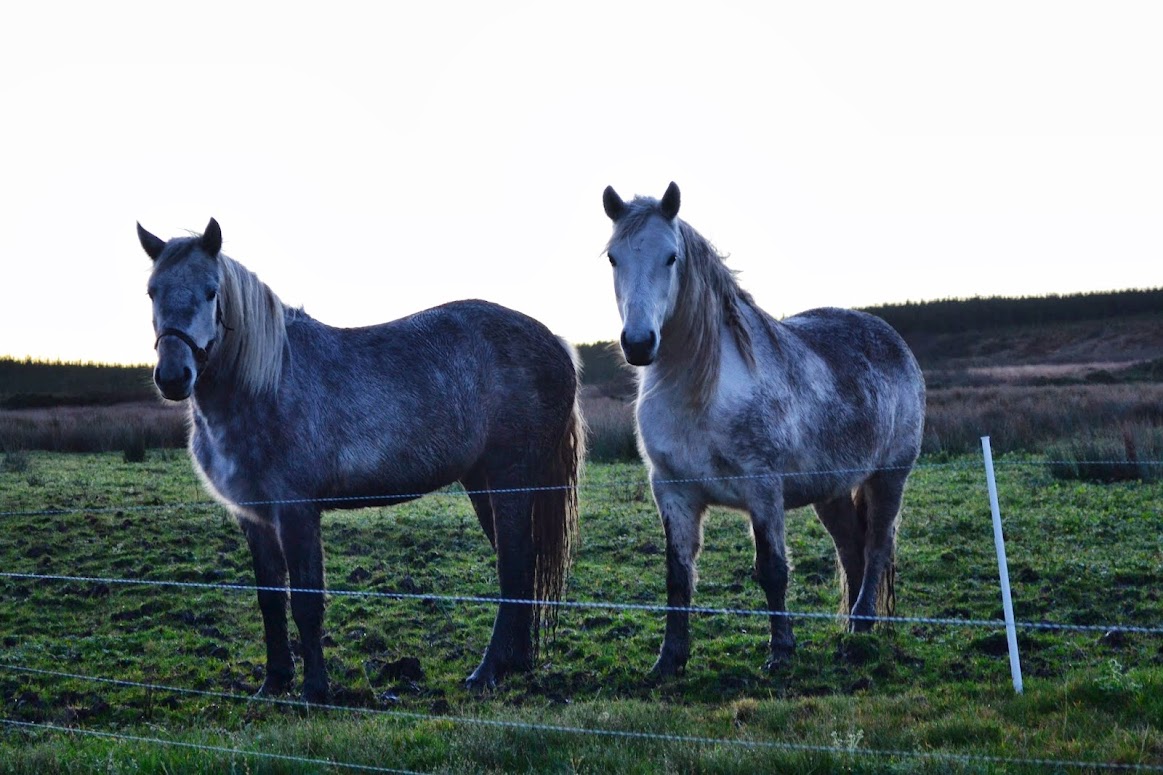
137,222,166,261
201,218,222,258
603,185,626,221
659,181,681,221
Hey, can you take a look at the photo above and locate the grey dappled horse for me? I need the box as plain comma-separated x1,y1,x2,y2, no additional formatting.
138,219,583,701
602,183,926,676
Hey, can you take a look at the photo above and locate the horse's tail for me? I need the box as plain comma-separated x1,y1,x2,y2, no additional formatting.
531,338,586,646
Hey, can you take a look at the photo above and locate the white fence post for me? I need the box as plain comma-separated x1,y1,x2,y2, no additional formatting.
981,435,1024,694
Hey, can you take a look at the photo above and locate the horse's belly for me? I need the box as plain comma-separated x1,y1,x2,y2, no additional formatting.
638,402,866,513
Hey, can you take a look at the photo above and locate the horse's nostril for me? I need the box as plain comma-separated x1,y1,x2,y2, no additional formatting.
621,330,657,351
183,367,192,383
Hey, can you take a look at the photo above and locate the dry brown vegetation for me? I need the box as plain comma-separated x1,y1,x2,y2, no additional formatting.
6,383,1160,462
923,382,1163,456
0,400,186,453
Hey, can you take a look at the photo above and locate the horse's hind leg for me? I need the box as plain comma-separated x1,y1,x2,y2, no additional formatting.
850,471,906,633
466,479,535,689
813,494,867,618
650,481,706,677
462,469,496,549
240,516,294,696
276,505,330,703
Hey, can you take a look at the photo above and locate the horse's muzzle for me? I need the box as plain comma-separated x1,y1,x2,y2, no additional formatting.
154,338,197,400
621,329,658,366
154,365,194,400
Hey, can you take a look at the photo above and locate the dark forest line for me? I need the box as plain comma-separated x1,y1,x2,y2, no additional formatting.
3,287,1161,405
860,287,1163,335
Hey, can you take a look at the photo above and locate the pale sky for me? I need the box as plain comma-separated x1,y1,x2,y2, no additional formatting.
1,2,1160,365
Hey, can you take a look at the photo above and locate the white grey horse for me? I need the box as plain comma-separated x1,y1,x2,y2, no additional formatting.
139,219,584,701
601,183,926,676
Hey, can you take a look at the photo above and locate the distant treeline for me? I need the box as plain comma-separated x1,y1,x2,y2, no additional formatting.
4,287,1160,405
578,287,1163,385
861,288,1163,335
0,357,154,409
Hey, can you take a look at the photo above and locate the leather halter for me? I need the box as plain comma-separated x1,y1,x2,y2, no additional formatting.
155,328,214,366
153,306,229,367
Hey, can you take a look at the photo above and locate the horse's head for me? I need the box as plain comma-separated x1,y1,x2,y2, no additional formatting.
602,182,683,366
139,219,224,400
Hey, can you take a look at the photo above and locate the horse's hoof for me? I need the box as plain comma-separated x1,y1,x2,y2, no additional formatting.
465,658,508,692
764,640,796,672
299,679,331,705
848,616,877,634
255,670,294,698
763,652,792,672
465,648,531,691
465,664,500,692
648,651,687,679
465,674,497,693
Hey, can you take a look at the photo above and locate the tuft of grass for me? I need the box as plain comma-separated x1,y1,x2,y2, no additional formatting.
121,430,147,460
1046,427,1163,483
122,433,147,463
2,450,30,473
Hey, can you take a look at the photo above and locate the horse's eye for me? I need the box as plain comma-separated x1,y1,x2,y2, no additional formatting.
147,289,155,300
206,289,217,302
666,253,677,266
608,254,617,267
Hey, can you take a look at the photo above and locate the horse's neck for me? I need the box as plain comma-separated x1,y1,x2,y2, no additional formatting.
646,319,724,411
190,318,297,413
649,298,774,411
190,360,244,416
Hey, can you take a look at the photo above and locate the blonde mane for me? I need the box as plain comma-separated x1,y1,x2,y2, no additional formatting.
658,220,760,409
216,255,287,395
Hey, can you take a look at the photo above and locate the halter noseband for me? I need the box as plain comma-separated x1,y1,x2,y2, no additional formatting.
155,328,214,366
153,306,229,367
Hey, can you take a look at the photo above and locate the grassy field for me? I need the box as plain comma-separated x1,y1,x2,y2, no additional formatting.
0,451,1160,772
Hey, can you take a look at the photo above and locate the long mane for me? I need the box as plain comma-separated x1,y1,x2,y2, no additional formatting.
216,255,287,395
611,199,762,408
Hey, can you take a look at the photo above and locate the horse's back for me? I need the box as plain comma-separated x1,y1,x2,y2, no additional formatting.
775,306,925,459
408,299,577,406
336,298,578,438
333,298,575,390
780,307,919,377
213,300,578,506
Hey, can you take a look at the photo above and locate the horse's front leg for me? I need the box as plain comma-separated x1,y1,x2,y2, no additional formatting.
650,481,706,678
276,505,330,704
748,487,795,670
239,516,294,696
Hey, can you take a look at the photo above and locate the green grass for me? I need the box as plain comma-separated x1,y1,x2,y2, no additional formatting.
0,453,1161,772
